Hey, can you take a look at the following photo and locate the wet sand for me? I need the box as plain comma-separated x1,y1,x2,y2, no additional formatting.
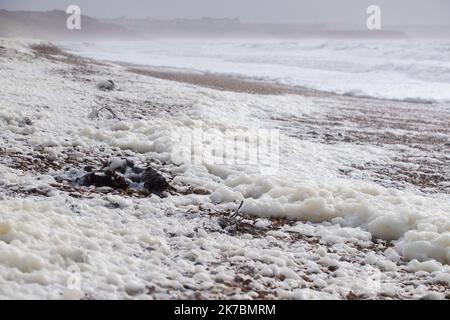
126,65,330,97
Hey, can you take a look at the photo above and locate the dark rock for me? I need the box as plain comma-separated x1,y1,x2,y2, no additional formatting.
77,171,128,190
192,187,210,195
328,265,339,272
83,165,94,172
75,158,170,195
142,168,170,194
125,159,135,168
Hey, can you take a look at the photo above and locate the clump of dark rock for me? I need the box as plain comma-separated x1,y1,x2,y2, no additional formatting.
76,158,170,195
78,171,128,190
141,167,171,194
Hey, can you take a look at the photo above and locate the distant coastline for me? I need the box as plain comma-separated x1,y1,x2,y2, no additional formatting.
0,9,410,41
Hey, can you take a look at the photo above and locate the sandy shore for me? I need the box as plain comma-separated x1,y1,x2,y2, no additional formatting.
126,64,331,97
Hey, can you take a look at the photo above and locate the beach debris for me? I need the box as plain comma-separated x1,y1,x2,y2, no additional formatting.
74,158,170,195
96,79,115,91
141,167,171,194
217,200,244,229
89,101,121,120
78,170,129,190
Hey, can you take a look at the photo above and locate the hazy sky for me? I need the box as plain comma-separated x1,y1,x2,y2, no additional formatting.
1,0,449,26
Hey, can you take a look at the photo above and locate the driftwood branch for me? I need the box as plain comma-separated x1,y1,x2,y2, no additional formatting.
230,200,244,218
89,101,121,120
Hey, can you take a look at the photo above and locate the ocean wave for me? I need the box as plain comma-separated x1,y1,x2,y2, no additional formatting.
62,39,450,103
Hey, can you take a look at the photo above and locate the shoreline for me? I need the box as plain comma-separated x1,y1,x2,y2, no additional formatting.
124,64,331,97
121,63,440,105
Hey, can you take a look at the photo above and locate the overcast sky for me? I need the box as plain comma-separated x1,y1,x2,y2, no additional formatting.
1,0,449,26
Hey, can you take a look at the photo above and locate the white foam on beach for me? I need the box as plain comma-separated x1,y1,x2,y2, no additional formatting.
1,39,449,299
63,39,450,103
79,91,450,266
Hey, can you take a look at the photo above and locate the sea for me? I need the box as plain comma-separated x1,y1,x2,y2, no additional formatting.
63,38,450,103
